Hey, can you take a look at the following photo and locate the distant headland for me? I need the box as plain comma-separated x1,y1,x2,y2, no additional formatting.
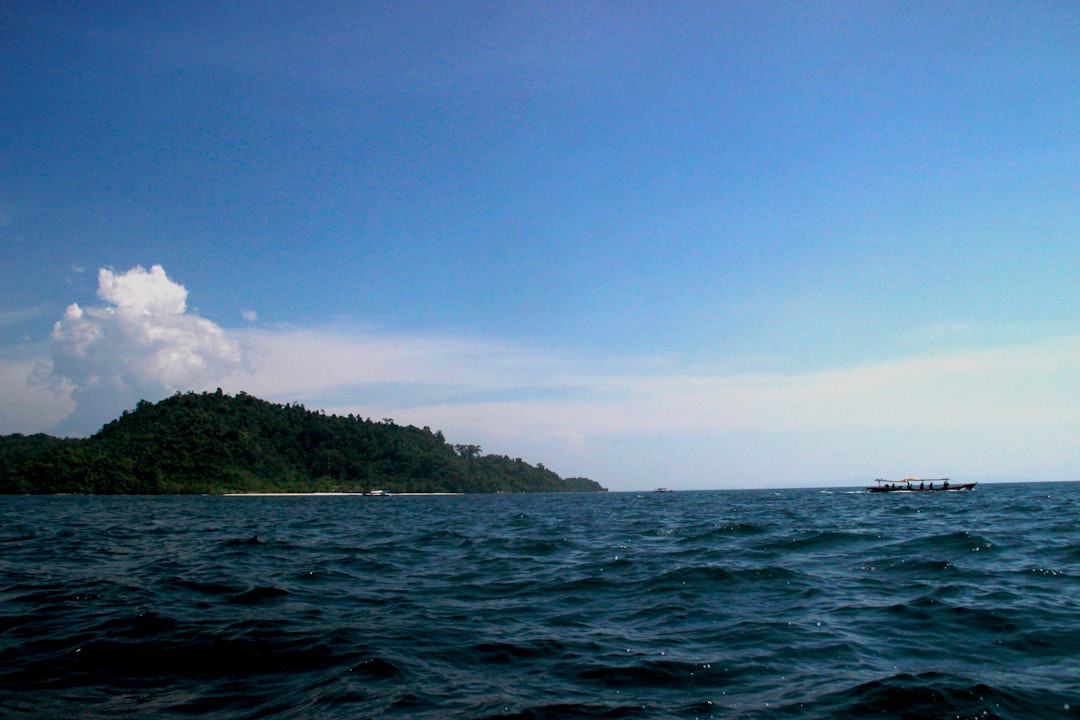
0,390,605,495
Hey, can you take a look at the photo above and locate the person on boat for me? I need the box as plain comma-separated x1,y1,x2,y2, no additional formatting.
929,482,934,490
943,479,949,489
919,481,925,490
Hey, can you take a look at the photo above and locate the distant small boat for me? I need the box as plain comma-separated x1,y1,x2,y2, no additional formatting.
653,487,674,493
867,478,976,493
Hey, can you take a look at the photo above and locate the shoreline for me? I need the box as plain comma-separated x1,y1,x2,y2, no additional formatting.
222,492,462,497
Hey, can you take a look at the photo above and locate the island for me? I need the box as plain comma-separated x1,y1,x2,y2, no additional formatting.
0,390,605,495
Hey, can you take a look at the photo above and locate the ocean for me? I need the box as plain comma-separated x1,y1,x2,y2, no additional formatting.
1,483,1077,719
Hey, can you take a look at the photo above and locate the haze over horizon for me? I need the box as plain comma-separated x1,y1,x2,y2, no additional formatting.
3,2,1079,491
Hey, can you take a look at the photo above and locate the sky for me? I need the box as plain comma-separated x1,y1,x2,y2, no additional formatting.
2,1,1079,491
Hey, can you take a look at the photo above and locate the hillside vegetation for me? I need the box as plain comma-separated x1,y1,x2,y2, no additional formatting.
0,390,604,494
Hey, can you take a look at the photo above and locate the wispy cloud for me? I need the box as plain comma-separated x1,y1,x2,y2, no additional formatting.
0,305,50,327
220,323,1080,487
229,328,1080,436
6,264,1080,487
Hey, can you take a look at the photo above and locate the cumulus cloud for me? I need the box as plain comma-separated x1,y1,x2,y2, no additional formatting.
95,264,188,315
47,265,244,435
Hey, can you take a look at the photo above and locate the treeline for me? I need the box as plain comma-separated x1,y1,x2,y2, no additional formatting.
0,390,605,495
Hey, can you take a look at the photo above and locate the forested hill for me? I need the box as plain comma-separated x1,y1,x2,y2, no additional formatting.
0,390,605,495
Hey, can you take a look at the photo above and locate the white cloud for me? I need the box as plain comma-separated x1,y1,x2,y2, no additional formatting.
0,355,75,434
7,262,1080,488
46,265,244,435
242,309,258,322
96,264,188,315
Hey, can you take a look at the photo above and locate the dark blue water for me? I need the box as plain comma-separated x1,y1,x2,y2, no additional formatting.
2,483,1078,719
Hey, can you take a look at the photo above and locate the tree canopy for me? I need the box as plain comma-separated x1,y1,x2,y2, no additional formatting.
0,390,605,495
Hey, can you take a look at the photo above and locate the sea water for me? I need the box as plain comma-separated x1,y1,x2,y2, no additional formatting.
1,483,1078,719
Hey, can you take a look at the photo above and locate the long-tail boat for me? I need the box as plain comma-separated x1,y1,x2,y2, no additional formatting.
867,478,977,493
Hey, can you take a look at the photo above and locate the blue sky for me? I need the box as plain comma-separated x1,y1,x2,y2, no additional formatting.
2,1,1079,490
